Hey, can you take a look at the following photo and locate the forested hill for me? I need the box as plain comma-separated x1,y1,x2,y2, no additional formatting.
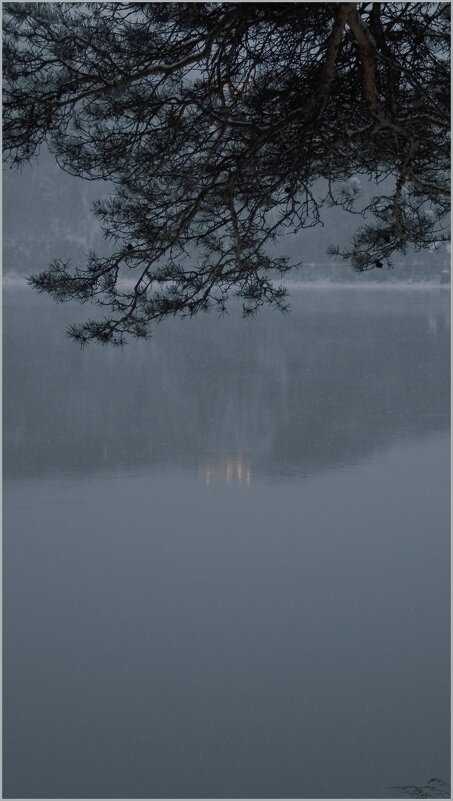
3,149,109,280
3,150,449,285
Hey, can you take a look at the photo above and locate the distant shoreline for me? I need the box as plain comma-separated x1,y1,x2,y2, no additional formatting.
3,273,450,292
281,280,450,291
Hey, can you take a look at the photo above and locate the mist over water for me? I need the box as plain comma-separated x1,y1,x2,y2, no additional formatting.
3,284,450,480
3,284,450,798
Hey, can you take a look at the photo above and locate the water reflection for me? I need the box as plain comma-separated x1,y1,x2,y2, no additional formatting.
3,285,449,481
199,458,252,486
3,285,450,799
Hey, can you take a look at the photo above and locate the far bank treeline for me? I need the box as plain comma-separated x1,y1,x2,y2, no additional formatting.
3,2,450,343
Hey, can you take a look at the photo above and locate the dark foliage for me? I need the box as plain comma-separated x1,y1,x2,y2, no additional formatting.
3,2,450,343
393,778,451,799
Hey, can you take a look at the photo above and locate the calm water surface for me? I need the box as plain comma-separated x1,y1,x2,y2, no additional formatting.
3,285,450,798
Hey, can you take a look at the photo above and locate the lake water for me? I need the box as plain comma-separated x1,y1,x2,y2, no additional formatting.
3,284,450,798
